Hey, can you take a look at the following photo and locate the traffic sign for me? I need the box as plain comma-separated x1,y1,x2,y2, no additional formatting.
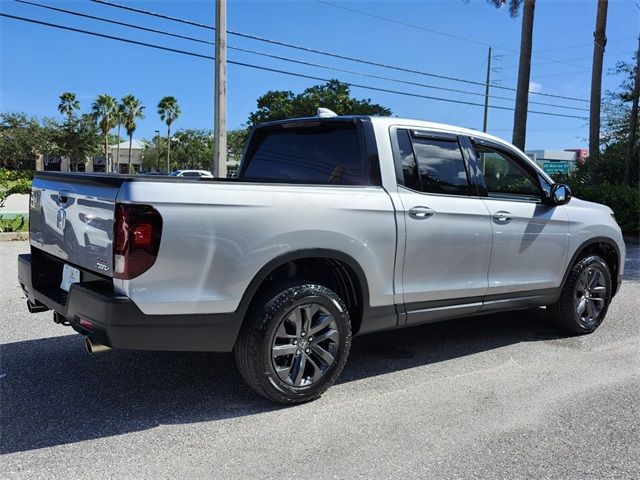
542,162,570,174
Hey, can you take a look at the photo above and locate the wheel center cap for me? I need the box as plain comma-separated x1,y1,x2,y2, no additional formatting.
298,338,308,349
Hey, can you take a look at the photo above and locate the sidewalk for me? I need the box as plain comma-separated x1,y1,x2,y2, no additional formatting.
0,194,29,214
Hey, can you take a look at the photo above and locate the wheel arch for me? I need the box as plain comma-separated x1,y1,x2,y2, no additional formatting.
558,237,621,300
235,249,371,337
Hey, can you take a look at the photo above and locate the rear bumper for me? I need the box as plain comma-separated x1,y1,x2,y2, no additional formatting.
18,253,242,352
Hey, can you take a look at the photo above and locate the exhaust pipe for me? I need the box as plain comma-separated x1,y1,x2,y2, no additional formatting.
27,300,50,314
85,337,111,354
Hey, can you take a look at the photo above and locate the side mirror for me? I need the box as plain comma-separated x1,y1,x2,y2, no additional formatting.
550,183,572,205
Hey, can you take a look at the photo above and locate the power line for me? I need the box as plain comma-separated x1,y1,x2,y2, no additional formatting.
0,12,589,121
314,0,498,49
500,50,635,69
14,0,589,113
89,0,590,104
517,36,637,54
14,0,213,45
313,0,591,70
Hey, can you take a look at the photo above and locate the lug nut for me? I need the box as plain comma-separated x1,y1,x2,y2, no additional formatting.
305,348,310,353
293,340,298,345
308,336,313,342
301,331,306,337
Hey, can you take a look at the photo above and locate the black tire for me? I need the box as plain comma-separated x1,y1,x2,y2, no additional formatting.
235,282,352,404
548,255,612,335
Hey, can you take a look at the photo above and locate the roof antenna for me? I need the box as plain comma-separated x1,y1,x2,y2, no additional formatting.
316,108,338,118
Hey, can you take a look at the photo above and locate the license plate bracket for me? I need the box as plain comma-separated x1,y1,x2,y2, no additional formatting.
60,264,81,292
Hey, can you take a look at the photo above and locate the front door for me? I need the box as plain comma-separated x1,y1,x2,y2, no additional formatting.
471,141,570,304
392,128,493,325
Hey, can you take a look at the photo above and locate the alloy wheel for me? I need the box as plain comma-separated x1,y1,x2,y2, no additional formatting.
574,267,607,326
271,302,340,387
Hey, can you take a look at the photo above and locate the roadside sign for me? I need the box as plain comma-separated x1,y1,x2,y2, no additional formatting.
542,161,570,174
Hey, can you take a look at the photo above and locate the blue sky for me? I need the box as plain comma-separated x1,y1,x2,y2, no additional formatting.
1,0,638,150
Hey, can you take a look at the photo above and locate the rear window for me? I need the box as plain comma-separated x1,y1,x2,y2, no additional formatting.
242,123,366,185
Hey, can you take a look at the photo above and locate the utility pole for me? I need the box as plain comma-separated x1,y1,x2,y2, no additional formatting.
589,0,608,162
213,0,227,178
483,47,492,133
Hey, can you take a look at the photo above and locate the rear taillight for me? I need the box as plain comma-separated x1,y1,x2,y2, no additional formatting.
113,203,163,279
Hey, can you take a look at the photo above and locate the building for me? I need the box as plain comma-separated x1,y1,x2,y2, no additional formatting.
526,148,588,175
109,139,146,173
35,139,146,173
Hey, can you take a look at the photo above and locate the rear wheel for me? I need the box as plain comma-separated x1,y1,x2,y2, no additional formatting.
235,283,351,404
548,255,612,335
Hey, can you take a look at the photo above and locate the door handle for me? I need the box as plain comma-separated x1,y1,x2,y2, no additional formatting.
493,211,513,223
408,206,435,219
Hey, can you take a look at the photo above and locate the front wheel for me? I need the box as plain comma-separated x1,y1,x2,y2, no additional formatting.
548,255,612,335
235,283,351,404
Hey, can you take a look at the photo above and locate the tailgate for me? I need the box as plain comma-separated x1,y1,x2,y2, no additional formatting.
29,172,124,276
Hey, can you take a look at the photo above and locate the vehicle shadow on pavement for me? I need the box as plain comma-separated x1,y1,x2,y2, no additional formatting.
0,308,560,454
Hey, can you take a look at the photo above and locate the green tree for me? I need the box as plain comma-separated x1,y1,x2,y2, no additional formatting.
0,112,48,169
171,129,214,170
57,92,80,126
46,114,102,171
120,95,145,173
248,80,391,126
485,0,534,150
91,94,117,172
140,136,166,172
157,96,181,173
228,128,249,163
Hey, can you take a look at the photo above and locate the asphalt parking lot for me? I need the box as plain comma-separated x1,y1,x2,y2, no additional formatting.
1,240,639,479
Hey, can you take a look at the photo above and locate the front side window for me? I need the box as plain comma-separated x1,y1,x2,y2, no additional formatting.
474,144,541,200
243,123,365,185
411,137,470,195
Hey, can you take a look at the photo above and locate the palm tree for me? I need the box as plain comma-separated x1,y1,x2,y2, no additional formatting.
589,0,609,162
91,94,117,173
58,92,80,125
115,102,126,173
157,96,181,173
58,92,81,170
624,37,640,184
120,95,145,174
486,0,534,150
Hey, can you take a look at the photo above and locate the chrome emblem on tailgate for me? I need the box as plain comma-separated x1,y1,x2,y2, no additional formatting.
56,208,66,230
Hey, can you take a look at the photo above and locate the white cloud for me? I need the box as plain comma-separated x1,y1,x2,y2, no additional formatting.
529,82,542,93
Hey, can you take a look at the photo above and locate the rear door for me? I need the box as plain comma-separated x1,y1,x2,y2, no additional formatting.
391,128,492,325
30,173,120,276
470,140,570,303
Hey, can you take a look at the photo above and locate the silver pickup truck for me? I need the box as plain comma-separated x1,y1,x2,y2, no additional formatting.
18,114,625,403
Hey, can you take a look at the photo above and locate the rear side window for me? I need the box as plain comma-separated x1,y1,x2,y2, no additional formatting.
393,129,470,196
242,123,365,185
412,137,470,195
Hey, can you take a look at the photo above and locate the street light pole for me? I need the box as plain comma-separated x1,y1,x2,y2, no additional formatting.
154,130,160,172
213,0,227,178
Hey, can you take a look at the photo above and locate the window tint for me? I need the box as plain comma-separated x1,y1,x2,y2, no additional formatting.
182,171,200,177
474,145,541,199
412,137,470,195
396,129,420,191
243,123,365,185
